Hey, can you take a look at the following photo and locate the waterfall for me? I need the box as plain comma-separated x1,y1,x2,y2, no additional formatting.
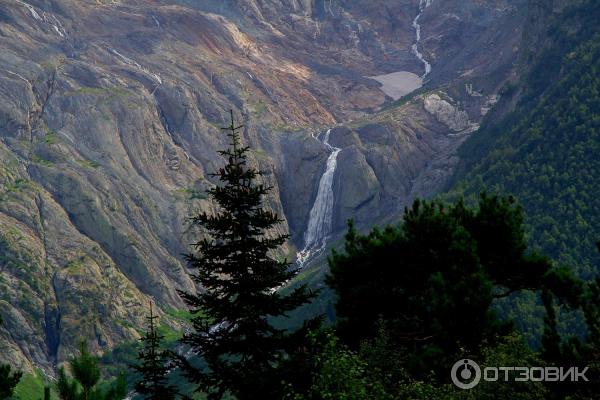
16,0,68,38
296,129,341,268
412,0,433,78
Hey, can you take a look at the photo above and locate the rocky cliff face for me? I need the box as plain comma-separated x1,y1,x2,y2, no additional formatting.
0,0,528,372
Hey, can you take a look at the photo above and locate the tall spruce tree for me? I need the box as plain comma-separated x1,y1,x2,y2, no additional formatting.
0,364,21,400
57,342,126,400
178,111,315,399
131,303,177,400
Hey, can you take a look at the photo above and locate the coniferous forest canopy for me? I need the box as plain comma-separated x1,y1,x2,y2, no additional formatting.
0,0,599,399
448,0,600,279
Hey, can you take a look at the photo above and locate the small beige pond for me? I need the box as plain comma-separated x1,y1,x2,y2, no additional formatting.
368,71,423,100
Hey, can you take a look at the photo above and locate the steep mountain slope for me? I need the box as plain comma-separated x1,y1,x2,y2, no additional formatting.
448,0,600,278
0,0,527,372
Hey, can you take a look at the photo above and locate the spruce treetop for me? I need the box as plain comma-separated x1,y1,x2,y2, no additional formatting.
178,111,316,399
131,303,177,400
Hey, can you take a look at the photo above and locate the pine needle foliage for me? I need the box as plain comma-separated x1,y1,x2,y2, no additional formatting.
178,111,316,399
131,303,177,400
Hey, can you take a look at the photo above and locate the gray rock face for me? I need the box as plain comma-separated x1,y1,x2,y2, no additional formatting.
328,100,465,235
0,0,527,372
424,93,479,133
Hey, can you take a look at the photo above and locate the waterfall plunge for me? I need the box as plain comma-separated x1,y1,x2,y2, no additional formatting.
296,129,341,268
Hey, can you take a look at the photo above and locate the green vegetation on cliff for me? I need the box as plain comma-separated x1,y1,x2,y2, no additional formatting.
449,0,600,278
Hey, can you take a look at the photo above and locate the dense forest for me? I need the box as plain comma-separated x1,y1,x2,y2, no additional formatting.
449,0,600,278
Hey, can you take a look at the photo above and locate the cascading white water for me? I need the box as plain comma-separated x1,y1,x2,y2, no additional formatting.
16,0,68,38
412,0,433,78
296,129,341,268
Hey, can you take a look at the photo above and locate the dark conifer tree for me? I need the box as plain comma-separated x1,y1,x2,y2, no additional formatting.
131,303,177,400
56,367,78,400
0,314,22,400
70,342,101,400
326,194,563,377
57,342,126,400
539,241,600,398
0,364,22,400
178,111,316,399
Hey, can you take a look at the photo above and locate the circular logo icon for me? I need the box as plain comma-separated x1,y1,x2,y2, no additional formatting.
451,359,481,389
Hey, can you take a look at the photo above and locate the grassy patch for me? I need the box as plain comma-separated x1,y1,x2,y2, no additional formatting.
65,257,87,275
248,100,267,115
13,369,56,400
31,155,53,167
157,323,183,342
174,187,208,200
164,307,196,322
42,129,57,145
76,158,100,169
65,87,134,106
269,122,306,133
3,178,30,193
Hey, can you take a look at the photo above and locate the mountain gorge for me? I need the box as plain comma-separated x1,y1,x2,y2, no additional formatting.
0,0,554,374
